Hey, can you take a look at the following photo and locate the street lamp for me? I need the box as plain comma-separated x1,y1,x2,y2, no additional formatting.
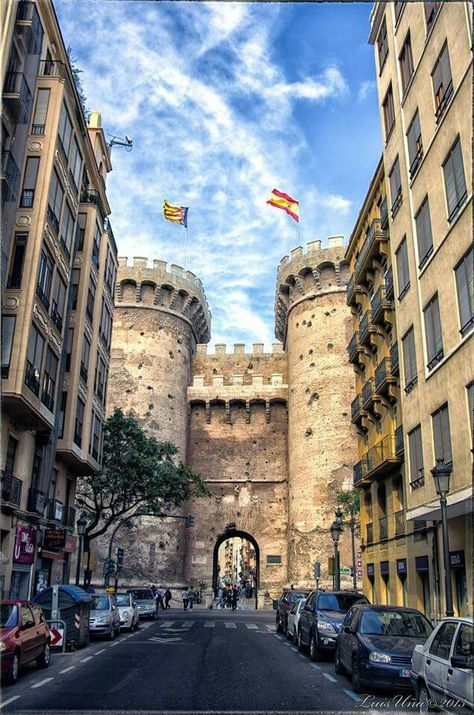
75,515,87,587
330,520,342,590
431,458,454,617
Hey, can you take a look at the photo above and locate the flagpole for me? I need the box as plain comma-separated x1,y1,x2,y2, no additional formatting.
296,201,300,246
184,225,188,271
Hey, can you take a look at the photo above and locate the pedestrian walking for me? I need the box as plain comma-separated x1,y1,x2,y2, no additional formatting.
182,587,189,611
164,588,172,609
231,587,238,611
188,585,196,609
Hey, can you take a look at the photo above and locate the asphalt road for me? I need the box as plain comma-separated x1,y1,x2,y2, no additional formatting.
1,609,416,714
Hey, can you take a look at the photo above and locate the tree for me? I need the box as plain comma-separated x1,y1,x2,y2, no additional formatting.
66,45,89,119
76,408,210,582
336,489,360,590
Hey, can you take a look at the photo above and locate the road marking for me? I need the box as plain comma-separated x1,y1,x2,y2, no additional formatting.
265,624,276,632
204,621,215,628
310,663,321,670
0,696,21,708
225,622,236,629
180,623,193,629
291,647,299,652
80,655,94,662
245,623,258,629
160,621,175,628
274,634,282,640
149,636,182,643
344,689,361,702
299,654,306,660
110,642,119,647
93,649,106,655
59,666,76,674
31,677,54,689
323,673,337,683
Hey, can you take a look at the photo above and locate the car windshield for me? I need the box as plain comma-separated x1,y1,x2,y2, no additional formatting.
115,595,131,606
290,592,308,603
318,594,368,612
129,590,154,600
91,596,109,610
0,604,18,627
360,610,433,637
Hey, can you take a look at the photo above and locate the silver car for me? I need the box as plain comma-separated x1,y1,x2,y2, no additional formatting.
127,589,157,620
89,594,121,640
287,598,305,641
115,593,139,631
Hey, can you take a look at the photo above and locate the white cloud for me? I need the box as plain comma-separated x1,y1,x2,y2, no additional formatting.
358,79,376,102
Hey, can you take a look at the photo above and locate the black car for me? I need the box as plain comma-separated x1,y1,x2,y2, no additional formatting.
275,588,311,635
335,604,433,693
298,590,369,661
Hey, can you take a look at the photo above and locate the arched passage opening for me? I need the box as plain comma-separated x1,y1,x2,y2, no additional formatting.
212,528,260,609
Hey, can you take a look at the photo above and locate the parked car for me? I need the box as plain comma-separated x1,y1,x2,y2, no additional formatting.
335,604,433,693
287,598,306,642
115,593,139,632
89,594,121,640
275,588,311,634
411,617,473,711
0,600,51,684
127,588,157,620
298,590,369,660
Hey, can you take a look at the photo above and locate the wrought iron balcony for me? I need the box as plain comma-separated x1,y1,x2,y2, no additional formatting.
359,311,377,346
351,395,367,424
347,332,364,365
1,150,20,203
50,303,63,333
3,71,32,123
366,522,374,545
355,435,402,484
354,219,387,283
361,378,376,409
1,473,22,506
36,282,50,310
395,425,404,457
379,516,388,542
371,286,393,326
41,388,55,413
27,487,46,514
80,189,105,221
353,459,365,487
346,274,361,307
384,266,394,300
374,357,397,395
390,342,399,376
394,509,405,536
48,499,64,522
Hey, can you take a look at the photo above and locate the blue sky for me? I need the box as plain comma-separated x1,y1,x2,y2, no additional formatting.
55,1,382,347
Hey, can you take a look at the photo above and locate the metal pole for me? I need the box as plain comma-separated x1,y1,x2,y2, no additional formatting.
440,496,454,617
335,545,341,591
75,535,83,586
351,517,357,591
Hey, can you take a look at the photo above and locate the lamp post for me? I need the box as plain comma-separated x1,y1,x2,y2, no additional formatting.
330,520,342,590
75,515,87,587
431,458,454,617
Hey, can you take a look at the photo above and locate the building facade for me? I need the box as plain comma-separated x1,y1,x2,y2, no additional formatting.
1,0,117,599
360,0,473,618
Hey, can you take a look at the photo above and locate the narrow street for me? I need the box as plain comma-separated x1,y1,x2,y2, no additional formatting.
1,610,419,714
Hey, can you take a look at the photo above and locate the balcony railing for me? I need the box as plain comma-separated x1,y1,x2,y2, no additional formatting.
395,425,404,457
51,304,63,333
375,358,396,394
63,506,76,529
354,219,387,282
3,71,32,123
346,274,361,307
36,282,50,310
394,509,405,536
435,81,454,123
27,488,46,514
379,516,388,542
25,362,40,396
366,522,374,545
1,473,22,506
391,189,403,218
1,150,21,202
361,378,375,409
48,499,64,522
390,342,399,376
384,265,394,299
80,189,106,221
347,332,362,364
409,144,423,179
351,395,367,424
41,388,54,412
355,435,402,485
371,286,393,325
359,311,376,346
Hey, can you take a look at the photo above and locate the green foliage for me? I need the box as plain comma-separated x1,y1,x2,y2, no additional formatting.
66,45,89,120
336,489,360,516
76,408,210,540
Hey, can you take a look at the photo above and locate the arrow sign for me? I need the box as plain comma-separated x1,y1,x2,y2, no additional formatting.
50,628,64,647
148,636,182,644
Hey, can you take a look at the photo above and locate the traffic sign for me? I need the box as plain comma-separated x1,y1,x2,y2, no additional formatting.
339,566,351,576
50,626,64,647
357,569,363,577
313,561,321,579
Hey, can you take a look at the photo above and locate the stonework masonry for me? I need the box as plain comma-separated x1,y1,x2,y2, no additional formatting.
104,243,360,601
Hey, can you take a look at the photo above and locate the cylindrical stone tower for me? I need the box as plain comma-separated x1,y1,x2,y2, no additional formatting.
275,237,358,587
105,257,211,585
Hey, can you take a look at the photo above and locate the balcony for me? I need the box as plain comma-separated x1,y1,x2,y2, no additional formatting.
347,332,365,366
379,516,388,542
24,362,40,397
346,274,362,307
374,358,397,396
36,283,50,311
395,425,404,457
51,304,63,333
48,499,64,522
39,60,68,80
371,286,393,326
1,473,22,506
354,435,403,485
46,205,59,235
359,311,377,347
435,81,454,123
391,189,403,219
63,506,76,529
380,197,388,230
1,150,20,203
394,509,405,537
351,395,368,425
354,219,388,283
3,72,32,124
80,189,106,221
41,388,54,413
390,342,399,376
366,522,374,545
27,488,46,514
361,378,377,410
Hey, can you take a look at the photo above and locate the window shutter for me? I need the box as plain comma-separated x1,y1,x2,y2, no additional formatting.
452,140,466,202
444,155,457,215
441,407,452,464
416,428,423,477
23,157,40,191
433,60,442,96
408,331,417,382
432,296,443,355
440,45,451,89
33,88,50,126
433,410,443,462
424,302,435,362
456,258,470,329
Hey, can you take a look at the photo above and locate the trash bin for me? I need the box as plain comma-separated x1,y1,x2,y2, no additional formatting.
34,585,92,650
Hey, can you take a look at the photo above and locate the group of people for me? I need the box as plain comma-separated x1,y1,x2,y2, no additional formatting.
216,585,240,610
181,585,200,610
149,585,172,610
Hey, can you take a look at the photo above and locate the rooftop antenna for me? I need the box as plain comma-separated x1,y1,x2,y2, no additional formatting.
107,134,133,152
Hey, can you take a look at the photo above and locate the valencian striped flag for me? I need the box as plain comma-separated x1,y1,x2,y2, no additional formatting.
163,200,189,228
266,189,299,223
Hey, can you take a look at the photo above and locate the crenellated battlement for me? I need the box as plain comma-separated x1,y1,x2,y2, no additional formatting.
195,343,283,356
115,256,211,344
188,393,288,425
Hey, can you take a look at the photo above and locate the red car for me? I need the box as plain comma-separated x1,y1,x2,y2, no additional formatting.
1,600,51,683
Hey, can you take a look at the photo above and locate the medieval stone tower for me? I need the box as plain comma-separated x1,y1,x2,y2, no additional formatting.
104,240,358,600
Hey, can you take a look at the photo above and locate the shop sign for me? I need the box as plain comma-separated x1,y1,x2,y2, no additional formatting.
13,526,36,564
44,529,66,549
450,550,464,569
64,534,77,553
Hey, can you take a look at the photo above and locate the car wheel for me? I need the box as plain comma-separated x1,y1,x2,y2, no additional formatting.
283,619,288,637
334,648,345,675
276,614,282,633
108,625,115,641
351,656,362,694
309,633,322,662
297,628,305,652
286,623,292,641
7,653,19,684
37,643,51,669
417,683,434,714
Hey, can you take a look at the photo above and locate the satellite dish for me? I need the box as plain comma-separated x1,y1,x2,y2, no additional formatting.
125,135,133,145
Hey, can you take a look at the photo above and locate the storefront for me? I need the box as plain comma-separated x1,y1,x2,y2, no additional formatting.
10,524,36,599
34,528,77,593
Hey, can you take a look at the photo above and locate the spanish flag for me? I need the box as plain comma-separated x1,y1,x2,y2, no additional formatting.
266,189,299,223
163,200,189,228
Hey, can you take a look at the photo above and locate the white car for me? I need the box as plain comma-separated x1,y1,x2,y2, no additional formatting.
115,593,139,631
411,616,473,712
286,598,305,641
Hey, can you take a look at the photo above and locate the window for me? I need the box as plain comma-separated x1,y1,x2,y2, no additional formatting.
402,327,417,394
71,269,80,311
399,33,414,94
4,435,18,475
94,356,107,402
377,17,388,71
1,316,16,379
74,397,85,447
51,273,66,333
266,555,282,565
69,138,82,193
31,441,44,487
455,624,474,658
104,245,116,295
407,110,423,177
89,412,102,461
100,299,113,351
432,402,453,467
47,169,64,233
65,328,74,372
468,383,474,448
455,248,474,337
382,84,395,140
36,249,54,309
20,157,40,208
60,202,75,257
409,425,424,487
92,222,101,268
424,294,443,370
58,391,67,439
394,1,404,22
80,335,91,383
75,213,86,251
7,234,27,288
429,622,457,660
432,43,453,121
31,88,50,135
25,324,45,395
415,197,433,269
86,275,96,323
424,2,441,32
395,237,410,300
41,347,58,411
443,138,467,222
57,102,72,159
389,156,402,217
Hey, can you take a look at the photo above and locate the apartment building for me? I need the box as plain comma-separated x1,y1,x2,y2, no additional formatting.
1,0,118,598
365,1,473,618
